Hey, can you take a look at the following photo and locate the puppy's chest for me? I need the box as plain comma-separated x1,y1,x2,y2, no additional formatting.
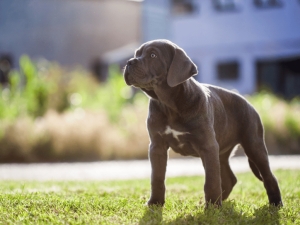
160,125,197,156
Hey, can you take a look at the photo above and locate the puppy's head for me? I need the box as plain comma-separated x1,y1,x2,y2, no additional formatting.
123,39,197,89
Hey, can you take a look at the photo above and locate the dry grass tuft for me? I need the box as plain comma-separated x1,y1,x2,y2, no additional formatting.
0,105,150,163
1,91,299,162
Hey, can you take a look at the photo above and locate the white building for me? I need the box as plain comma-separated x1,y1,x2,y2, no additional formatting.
143,0,300,97
0,0,140,74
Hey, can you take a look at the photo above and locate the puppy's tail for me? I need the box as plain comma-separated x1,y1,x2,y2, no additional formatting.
248,159,263,181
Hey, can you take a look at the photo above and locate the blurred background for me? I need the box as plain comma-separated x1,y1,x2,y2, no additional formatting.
0,0,299,163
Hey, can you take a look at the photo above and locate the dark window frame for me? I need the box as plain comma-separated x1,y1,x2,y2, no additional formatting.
171,0,199,17
213,0,240,12
216,60,240,81
253,0,283,9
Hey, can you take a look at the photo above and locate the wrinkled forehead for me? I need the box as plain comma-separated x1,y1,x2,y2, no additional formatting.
134,40,175,58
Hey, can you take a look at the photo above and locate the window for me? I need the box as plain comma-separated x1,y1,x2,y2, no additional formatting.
171,0,198,16
256,57,300,98
217,61,240,80
254,0,282,8
213,0,239,11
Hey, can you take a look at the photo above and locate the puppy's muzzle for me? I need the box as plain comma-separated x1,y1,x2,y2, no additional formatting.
124,58,138,86
127,58,138,66
124,67,131,86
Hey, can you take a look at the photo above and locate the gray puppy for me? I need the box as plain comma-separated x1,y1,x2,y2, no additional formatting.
123,39,282,207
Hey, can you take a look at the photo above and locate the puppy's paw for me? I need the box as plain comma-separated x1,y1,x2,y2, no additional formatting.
147,198,165,207
205,200,222,209
269,195,283,208
270,200,283,208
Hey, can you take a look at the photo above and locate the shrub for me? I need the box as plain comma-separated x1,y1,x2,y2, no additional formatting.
0,56,299,162
247,91,300,154
0,55,149,162
0,56,67,120
0,55,139,122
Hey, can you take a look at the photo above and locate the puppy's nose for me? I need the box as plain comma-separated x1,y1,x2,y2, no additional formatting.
127,58,138,66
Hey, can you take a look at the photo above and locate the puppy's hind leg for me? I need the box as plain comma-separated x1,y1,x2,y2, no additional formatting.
241,136,282,206
219,147,237,201
248,158,263,181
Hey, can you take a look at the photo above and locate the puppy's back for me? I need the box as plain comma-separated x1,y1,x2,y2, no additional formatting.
204,84,262,141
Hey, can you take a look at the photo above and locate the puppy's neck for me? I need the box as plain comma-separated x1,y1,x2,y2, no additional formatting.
148,78,203,114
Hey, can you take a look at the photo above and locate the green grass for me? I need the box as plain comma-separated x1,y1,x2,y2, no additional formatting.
0,170,299,224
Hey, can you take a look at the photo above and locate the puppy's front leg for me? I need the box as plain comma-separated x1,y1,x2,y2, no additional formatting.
201,143,222,207
147,143,168,206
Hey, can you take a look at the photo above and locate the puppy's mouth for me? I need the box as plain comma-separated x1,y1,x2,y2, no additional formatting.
124,70,131,86
123,66,134,86
123,66,154,90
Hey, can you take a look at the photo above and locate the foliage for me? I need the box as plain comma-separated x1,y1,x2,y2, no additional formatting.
0,170,299,224
67,65,143,122
247,91,300,154
0,56,299,162
0,56,150,162
0,56,65,120
0,55,145,122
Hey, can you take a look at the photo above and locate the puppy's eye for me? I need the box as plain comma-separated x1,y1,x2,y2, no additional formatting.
150,53,157,58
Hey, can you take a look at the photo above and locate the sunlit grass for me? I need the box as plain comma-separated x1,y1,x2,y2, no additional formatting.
0,170,299,224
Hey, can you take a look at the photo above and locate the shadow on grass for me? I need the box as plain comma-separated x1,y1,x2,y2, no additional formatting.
139,202,280,225
139,205,163,225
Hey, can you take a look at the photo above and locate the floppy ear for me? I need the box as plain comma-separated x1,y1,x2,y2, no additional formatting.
167,47,198,87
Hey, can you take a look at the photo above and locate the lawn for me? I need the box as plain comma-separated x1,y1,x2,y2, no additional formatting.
0,170,299,224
